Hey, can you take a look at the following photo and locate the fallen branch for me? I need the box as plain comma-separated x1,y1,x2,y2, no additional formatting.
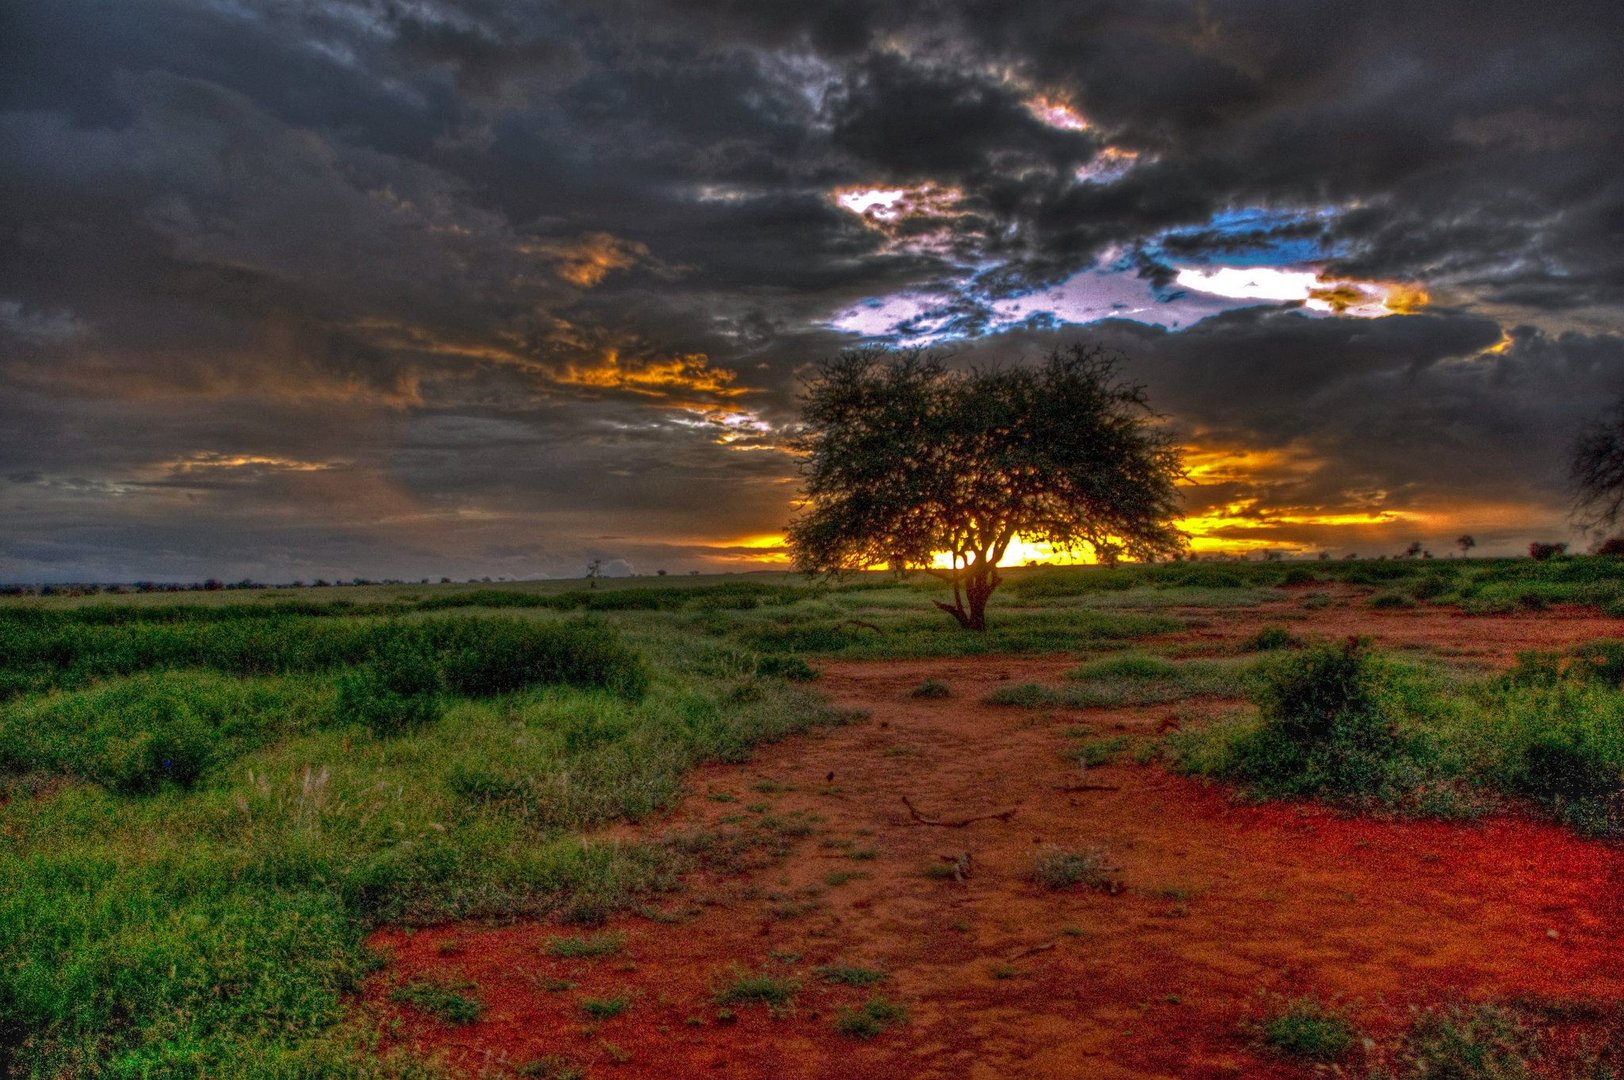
839,619,883,633
901,795,1018,827
1005,941,1058,962
1053,783,1121,793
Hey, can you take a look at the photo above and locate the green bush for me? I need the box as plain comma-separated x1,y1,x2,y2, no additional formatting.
1231,639,1400,798
428,617,648,698
0,673,320,793
1245,625,1298,651
756,654,819,681
1263,998,1357,1061
1399,1003,1533,1079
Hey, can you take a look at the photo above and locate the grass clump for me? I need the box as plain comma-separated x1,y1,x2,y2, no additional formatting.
1262,998,1357,1061
755,654,818,681
389,978,483,1024
713,969,799,1012
910,678,951,698
544,931,626,959
1394,1003,1534,1079
833,996,908,1038
1070,735,1131,767
814,965,887,986
579,994,630,1020
1245,625,1299,651
518,1057,587,1080
1029,848,1120,892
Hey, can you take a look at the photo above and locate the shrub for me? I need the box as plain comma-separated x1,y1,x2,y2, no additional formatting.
429,617,648,698
814,965,887,986
1262,998,1357,1061
0,672,312,793
1529,542,1568,561
1370,591,1417,609
389,978,483,1024
1596,536,1624,558
1231,639,1399,798
579,994,629,1020
544,932,625,958
334,626,442,737
1399,1004,1533,1079
1246,626,1299,651
714,970,799,1011
756,654,819,681
834,996,907,1038
1029,848,1120,892
1070,653,1179,680
910,678,951,698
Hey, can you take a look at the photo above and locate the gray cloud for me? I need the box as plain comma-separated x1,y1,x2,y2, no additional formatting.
2,0,1622,580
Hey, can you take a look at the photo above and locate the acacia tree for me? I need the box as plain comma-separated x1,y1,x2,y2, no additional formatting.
786,344,1187,631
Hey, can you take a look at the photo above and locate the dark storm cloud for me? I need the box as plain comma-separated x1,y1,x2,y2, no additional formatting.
2,0,1622,579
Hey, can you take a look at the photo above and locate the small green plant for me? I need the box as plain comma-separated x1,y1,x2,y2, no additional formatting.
1029,848,1120,892
389,978,482,1024
579,994,630,1020
1262,997,1357,1061
714,969,800,1012
545,931,626,958
1398,1003,1534,1079
814,965,887,986
1246,625,1299,651
911,678,951,698
1370,591,1417,609
1070,735,1131,767
757,654,818,681
518,1055,587,1080
834,996,908,1038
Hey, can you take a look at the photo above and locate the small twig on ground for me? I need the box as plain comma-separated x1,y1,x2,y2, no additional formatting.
1053,784,1121,792
901,795,1018,827
1005,941,1057,961
840,619,883,633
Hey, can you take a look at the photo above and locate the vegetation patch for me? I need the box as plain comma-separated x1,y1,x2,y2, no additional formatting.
389,978,483,1024
833,996,908,1039
1029,848,1121,892
544,931,626,959
814,964,888,986
713,969,800,1013
1261,998,1357,1062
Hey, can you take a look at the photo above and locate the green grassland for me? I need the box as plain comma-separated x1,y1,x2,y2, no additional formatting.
3,556,1624,1076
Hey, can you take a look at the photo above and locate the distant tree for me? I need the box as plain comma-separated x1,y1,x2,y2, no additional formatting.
1529,541,1568,561
586,558,602,588
1571,396,1624,533
1595,536,1624,558
1402,541,1423,559
786,344,1186,631
1456,534,1476,557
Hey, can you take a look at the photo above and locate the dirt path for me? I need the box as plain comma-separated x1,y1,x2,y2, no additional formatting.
368,604,1624,1079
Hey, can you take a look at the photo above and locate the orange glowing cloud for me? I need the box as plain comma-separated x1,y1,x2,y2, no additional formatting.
525,231,650,287
556,349,749,401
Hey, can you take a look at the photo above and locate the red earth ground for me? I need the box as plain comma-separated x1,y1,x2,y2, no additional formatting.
365,597,1624,1078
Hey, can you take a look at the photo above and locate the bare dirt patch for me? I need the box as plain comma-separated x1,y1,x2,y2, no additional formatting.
366,602,1624,1079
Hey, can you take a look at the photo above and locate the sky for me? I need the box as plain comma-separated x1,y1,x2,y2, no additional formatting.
3,0,1623,582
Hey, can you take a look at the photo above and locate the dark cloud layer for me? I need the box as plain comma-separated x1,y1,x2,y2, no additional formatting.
2,0,1622,580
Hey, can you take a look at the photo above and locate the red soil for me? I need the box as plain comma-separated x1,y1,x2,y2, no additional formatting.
365,600,1624,1079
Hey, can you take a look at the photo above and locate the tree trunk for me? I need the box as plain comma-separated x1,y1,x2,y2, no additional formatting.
964,561,1000,631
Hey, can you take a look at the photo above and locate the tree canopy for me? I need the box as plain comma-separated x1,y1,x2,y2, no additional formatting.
1571,396,1624,535
786,343,1187,630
